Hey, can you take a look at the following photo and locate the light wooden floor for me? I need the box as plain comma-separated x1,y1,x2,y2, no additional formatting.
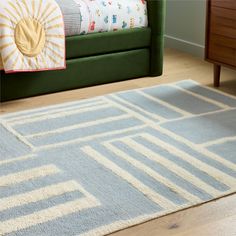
1,48,236,236
1,48,236,114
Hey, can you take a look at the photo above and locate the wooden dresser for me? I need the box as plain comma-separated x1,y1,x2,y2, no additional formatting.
205,0,236,87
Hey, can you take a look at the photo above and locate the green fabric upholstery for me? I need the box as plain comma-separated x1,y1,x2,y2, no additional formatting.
147,0,166,76
66,28,151,59
1,49,149,101
0,0,165,101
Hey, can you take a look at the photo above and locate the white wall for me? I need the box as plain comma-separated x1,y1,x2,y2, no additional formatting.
165,0,206,58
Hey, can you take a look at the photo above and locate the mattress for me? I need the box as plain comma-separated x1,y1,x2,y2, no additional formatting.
56,0,148,36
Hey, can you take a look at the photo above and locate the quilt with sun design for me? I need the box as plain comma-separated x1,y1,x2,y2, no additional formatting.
0,0,65,73
0,0,148,73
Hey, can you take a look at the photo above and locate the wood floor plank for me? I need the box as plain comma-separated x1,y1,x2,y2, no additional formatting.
1,48,236,114
175,215,236,236
110,194,236,236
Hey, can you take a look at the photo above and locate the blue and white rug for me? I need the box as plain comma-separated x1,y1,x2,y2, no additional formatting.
0,80,236,236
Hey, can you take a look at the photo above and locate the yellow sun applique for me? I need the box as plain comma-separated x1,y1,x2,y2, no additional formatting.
15,18,46,57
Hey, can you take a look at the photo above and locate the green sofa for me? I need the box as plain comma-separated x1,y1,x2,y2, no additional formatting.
0,0,165,102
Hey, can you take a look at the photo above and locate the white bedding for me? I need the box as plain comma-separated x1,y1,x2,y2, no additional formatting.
57,0,148,36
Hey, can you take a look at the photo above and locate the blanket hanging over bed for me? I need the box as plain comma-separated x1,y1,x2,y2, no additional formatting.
0,0,66,73
0,0,148,73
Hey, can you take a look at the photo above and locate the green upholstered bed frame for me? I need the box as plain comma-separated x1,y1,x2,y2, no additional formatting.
0,0,165,101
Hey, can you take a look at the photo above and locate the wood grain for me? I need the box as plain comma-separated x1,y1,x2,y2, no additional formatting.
209,44,236,67
212,0,236,10
211,15,236,30
110,194,236,236
211,6,236,21
210,34,236,50
1,48,236,114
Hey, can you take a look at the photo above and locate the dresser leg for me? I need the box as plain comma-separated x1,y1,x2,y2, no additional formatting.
214,64,221,87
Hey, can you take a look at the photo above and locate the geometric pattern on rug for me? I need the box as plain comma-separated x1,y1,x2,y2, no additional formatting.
0,80,236,236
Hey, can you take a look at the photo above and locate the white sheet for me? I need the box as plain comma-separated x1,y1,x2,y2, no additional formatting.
66,0,148,35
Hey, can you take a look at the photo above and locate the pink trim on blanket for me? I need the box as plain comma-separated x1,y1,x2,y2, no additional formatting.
5,66,66,74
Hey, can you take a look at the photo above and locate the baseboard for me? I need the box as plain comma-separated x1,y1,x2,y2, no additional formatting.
165,34,205,58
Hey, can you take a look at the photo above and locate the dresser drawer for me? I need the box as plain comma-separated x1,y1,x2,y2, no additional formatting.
210,7,236,38
206,0,236,87
210,34,236,50
211,0,236,10
211,14,236,30
211,6,236,21
208,44,236,67
210,25,236,39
